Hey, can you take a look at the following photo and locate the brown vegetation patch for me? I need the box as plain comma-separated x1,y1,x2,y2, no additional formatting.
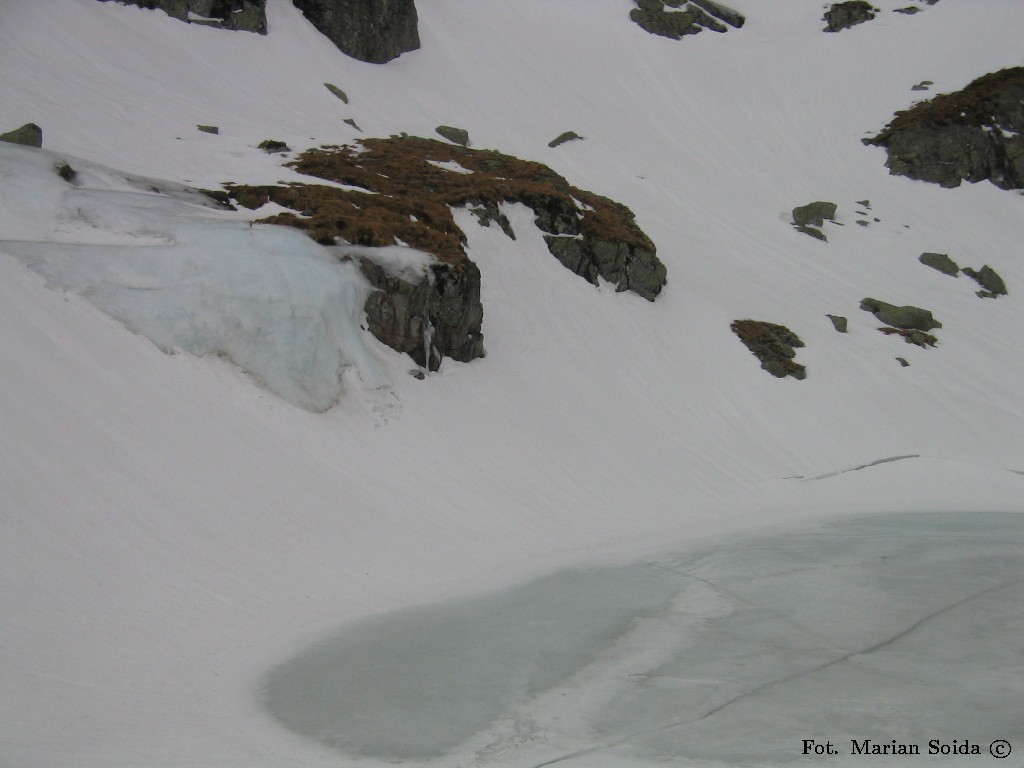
225,135,660,289
731,319,807,379
878,326,938,347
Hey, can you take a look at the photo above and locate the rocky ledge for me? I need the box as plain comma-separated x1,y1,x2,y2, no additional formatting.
226,136,666,370
866,67,1024,190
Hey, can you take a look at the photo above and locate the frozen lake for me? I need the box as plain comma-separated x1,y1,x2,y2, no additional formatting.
265,513,1024,766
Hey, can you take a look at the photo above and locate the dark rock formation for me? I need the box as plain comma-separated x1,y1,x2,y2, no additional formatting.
860,298,941,331
292,0,419,63
919,252,959,276
963,265,1007,297
823,1,878,33
866,67,1024,190
548,131,583,148
629,0,743,39
0,123,43,147
197,124,220,134
827,314,848,333
357,259,484,371
435,125,470,147
324,83,348,104
97,0,267,33
731,320,807,379
792,201,836,240
257,139,290,153
226,136,666,368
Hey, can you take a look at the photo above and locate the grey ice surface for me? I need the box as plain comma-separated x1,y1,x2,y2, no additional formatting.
265,513,1024,766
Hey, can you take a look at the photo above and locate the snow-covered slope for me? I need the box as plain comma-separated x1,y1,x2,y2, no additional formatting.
1,1,1023,766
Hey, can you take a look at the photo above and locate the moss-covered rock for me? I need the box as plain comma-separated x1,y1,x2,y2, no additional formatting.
324,83,349,104
435,125,470,147
860,298,941,331
793,201,838,228
0,123,42,148
919,252,959,276
548,131,583,148
827,314,848,333
731,319,807,379
963,265,1008,297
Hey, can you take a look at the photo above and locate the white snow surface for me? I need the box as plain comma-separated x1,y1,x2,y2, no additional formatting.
1,1,1024,766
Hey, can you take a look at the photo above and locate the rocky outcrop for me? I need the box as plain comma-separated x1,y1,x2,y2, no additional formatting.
731,320,807,379
358,259,483,371
823,1,877,32
0,123,42,147
866,67,1024,190
226,136,666,367
292,0,419,63
629,0,744,40
97,0,267,33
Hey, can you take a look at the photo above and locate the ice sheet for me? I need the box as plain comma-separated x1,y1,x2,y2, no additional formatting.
265,513,1024,766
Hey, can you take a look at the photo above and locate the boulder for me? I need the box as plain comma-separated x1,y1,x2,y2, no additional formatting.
792,201,837,227
918,252,959,276
435,125,470,147
860,298,941,331
0,123,42,147
324,83,348,104
823,1,877,33
827,314,848,333
866,67,1024,190
548,131,583,148
963,265,1008,297
291,0,419,63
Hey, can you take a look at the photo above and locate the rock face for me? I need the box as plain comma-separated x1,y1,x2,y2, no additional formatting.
0,123,43,147
823,1,877,32
358,260,484,371
731,320,807,380
291,0,419,63
867,67,1024,190
226,136,666,368
97,0,267,33
629,0,744,39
